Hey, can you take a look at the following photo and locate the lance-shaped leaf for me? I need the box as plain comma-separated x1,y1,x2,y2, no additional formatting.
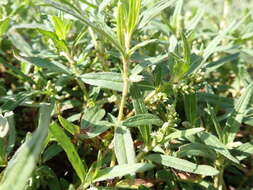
50,123,87,182
224,83,253,143
122,113,163,127
81,72,123,91
130,85,151,144
145,154,219,176
139,0,177,29
0,103,53,190
114,125,136,165
198,131,239,164
177,143,216,161
94,163,154,182
164,128,204,142
15,55,72,75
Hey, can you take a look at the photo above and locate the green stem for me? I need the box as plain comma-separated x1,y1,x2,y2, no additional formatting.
214,158,226,190
117,56,129,121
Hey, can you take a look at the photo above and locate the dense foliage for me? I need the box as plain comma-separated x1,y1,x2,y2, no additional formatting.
0,0,253,189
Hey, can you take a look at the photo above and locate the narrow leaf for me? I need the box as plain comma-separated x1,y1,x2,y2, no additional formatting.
50,123,87,182
146,154,219,176
114,125,136,165
94,163,154,182
0,104,53,190
198,131,239,164
122,113,163,127
81,72,123,91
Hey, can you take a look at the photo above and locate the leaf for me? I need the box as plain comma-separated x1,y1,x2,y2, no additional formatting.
130,85,151,144
131,54,168,75
1,91,37,112
233,142,253,161
0,114,9,138
81,72,123,91
224,83,253,143
44,0,124,54
122,113,163,127
0,103,53,190
139,0,177,29
37,28,69,52
197,92,234,109
183,94,198,126
58,115,79,135
207,104,223,141
94,163,154,182
52,16,72,41
198,131,239,164
4,112,16,155
145,154,218,176
114,125,136,165
185,9,205,31
129,39,157,55
0,17,11,36
78,121,112,139
164,128,204,142
177,143,216,161
117,2,125,47
205,53,240,73
190,15,249,74
127,0,141,35
50,122,87,182
15,55,72,75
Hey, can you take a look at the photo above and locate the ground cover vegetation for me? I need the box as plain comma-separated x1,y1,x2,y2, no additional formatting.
0,0,253,189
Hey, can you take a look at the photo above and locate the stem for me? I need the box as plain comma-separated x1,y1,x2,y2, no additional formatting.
214,158,226,190
117,56,129,121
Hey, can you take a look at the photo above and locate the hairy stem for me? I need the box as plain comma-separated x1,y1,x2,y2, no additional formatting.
117,56,129,121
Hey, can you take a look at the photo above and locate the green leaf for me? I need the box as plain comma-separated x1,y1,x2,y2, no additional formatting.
131,54,168,75
207,104,223,141
4,112,16,155
164,128,204,142
1,91,37,112
129,39,157,55
58,115,79,135
177,143,216,161
122,113,163,127
44,0,124,54
0,17,11,36
205,53,239,73
190,15,249,74
127,0,141,35
139,0,176,29
130,85,151,144
52,16,72,41
0,114,9,138
183,94,198,126
50,122,87,182
94,163,154,182
117,2,125,48
145,154,218,176
114,125,136,165
0,103,53,190
185,9,204,32
224,83,253,143
37,28,69,52
198,131,239,164
233,142,253,161
81,72,123,91
78,121,112,139
15,55,72,75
